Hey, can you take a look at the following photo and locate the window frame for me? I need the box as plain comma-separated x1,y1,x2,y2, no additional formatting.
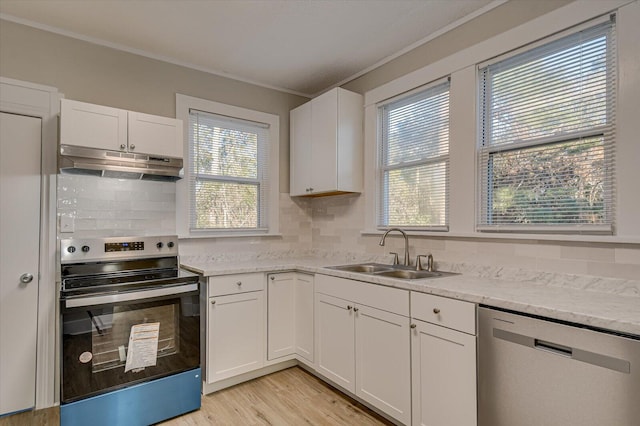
376,77,451,231
476,17,616,234
176,94,280,238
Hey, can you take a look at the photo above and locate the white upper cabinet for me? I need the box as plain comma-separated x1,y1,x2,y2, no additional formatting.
60,99,127,151
290,101,312,196
290,87,363,196
128,111,183,158
60,99,183,159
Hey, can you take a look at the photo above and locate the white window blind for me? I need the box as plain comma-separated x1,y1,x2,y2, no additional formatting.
478,18,616,234
188,109,269,231
378,79,450,230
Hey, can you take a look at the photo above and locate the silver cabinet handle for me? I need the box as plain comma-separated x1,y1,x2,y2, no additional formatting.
20,273,34,284
347,305,353,311
410,323,417,329
210,300,216,305
433,308,441,314
120,143,126,150
353,307,359,312
129,143,135,150
270,276,275,280
309,187,314,192
236,281,242,286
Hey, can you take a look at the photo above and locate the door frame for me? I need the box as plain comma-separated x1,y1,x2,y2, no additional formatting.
0,76,60,409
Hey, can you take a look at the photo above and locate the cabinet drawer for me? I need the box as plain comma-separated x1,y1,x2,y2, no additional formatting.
411,292,476,335
208,273,264,296
316,274,409,316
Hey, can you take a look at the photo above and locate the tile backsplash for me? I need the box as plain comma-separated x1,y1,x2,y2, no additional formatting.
55,175,640,281
57,174,176,238
308,194,640,281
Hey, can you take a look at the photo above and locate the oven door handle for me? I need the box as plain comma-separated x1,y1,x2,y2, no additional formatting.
64,283,199,308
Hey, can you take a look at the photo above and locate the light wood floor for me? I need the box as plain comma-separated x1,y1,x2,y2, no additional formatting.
0,406,59,426
160,367,394,425
0,367,393,425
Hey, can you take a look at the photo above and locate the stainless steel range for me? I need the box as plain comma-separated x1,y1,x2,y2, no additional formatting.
59,235,201,426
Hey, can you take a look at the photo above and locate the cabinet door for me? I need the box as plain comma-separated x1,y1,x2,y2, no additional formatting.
60,99,127,151
290,102,312,196
412,319,477,426
207,291,264,383
315,293,355,392
355,304,411,425
127,111,183,158
267,273,296,360
294,273,314,363
310,89,338,193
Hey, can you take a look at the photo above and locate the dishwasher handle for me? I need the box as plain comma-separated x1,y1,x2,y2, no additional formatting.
493,327,630,374
534,338,573,357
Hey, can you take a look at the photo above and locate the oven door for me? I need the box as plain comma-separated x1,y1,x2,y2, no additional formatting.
60,283,200,403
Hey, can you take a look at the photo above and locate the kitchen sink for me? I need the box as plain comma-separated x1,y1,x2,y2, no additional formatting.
330,263,394,273
328,263,458,280
375,269,444,279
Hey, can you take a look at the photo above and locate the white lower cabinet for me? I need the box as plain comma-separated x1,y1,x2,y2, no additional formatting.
267,273,296,360
201,270,479,426
267,272,314,362
315,293,356,390
356,304,411,424
294,273,314,362
315,275,411,425
411,292,477,426
206,274,265,383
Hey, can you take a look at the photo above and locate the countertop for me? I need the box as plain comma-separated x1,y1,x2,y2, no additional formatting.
181,253,640,337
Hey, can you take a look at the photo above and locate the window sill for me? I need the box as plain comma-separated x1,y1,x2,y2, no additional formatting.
360,230,640,245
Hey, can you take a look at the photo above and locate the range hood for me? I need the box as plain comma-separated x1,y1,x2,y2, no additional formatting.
59,145,183,181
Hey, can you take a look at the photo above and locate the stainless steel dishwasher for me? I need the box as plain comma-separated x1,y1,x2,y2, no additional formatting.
478,306,640,426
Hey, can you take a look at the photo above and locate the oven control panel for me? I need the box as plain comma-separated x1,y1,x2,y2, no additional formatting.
61,235,179,263
105,241,145,252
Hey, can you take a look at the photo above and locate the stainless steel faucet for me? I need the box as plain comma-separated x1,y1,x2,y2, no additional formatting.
379,228,410,266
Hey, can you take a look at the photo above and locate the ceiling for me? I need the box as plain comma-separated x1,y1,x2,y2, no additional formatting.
0,0,499,97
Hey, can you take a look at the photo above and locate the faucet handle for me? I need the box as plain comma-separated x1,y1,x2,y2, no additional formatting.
389,252,400,265
416,254,434,271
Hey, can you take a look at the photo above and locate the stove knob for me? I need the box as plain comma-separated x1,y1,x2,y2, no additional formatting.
156,242,164,249
81,245,90,253
67,246,76,253
167,241,174,248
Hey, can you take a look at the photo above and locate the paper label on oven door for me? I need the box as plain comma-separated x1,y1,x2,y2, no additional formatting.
124,322,160,373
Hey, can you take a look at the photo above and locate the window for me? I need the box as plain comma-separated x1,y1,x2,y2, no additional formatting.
478,18,616,233
176,94,279,235
378,79,450,230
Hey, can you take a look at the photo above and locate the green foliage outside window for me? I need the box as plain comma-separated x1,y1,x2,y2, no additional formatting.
192,122,261,229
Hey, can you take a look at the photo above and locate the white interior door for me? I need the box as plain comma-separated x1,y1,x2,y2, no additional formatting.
0,112,41,415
